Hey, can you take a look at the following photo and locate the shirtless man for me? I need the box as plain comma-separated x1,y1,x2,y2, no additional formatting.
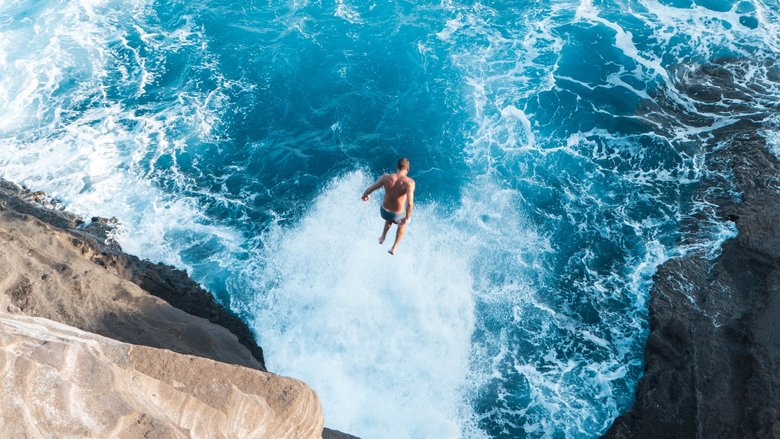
361,158,415,255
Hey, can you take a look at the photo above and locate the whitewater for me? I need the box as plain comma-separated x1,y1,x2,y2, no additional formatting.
1,0,779,437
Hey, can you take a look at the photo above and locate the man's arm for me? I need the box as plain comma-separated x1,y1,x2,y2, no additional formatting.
361,175,386,201
401,181,415,225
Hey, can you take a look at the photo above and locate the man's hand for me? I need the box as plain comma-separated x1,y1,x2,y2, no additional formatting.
362,175,387,203
399,217,411,226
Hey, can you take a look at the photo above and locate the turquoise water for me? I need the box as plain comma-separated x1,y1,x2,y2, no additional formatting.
1,0,778,437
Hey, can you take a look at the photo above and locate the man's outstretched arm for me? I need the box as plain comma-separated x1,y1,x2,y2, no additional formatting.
401,181,415,225
361,175,386,201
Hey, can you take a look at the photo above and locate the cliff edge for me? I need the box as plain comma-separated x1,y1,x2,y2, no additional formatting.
0,312,323,438
604,120,780,437
0,179,331,438
0,179,265,370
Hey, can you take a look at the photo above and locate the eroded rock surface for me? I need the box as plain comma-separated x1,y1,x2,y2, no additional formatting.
0,179,350,437
604,122,780,437
0,179,264,369
0,206,263,371
0,312,323,439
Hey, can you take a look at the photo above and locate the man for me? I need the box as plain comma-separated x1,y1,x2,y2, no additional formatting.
361,157,415,255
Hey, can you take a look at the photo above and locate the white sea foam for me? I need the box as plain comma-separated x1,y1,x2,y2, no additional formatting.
243,171,478,438
766,131,780,161
239,171,545,438
437,18,464,41
0,0,246,269
334,0,364,24
575,0,669,82
762,114,780,162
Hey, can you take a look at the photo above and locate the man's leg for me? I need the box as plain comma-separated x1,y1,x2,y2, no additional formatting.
379,221,392,244
388,224,406,255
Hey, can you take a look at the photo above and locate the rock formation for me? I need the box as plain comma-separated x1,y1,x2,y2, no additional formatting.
0,179,337,438
604,89,780,438
0,312,323,438
0,179,265,370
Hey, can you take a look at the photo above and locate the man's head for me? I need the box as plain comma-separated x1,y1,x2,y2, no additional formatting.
397,157,410,173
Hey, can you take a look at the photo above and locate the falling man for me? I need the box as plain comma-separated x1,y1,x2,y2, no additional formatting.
361,158,416,255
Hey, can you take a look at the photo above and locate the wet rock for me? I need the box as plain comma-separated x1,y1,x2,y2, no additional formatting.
604,121,780,437
323,427,362,439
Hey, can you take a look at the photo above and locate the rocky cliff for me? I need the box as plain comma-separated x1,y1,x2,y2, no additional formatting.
0,179,265,370
604,118,780,437
0,312,322,438
0,179,331,438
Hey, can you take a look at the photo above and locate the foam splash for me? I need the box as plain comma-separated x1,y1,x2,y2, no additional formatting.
334,0,364,24
0,0,244,271
762,114,780,161
241,171,478,438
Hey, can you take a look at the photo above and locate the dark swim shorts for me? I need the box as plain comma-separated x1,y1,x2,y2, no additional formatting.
380,206,406,224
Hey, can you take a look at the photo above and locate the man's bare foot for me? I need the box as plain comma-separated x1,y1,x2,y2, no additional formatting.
379,236,386,244
388,249,395,255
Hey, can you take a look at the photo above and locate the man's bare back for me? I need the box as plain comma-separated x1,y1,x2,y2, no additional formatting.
361,158,415,255
379,173,414,213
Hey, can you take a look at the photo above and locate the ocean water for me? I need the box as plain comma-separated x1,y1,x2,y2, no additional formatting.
1,0,779,437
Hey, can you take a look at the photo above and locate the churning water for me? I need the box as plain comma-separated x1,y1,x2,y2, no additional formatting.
1,0,779,437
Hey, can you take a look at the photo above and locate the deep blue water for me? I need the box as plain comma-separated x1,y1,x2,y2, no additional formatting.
1,0,779,437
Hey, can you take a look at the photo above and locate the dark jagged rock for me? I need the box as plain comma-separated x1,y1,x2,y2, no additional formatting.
322,427,362,439
0,178,265,370
604,120,780,438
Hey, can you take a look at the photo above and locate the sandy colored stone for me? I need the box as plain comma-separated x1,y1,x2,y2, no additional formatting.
0,312,324,438
0,179,265,368
0,179,344,438
0,209,262,370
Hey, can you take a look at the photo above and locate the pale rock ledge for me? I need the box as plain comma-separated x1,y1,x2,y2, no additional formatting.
0,312,324,438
